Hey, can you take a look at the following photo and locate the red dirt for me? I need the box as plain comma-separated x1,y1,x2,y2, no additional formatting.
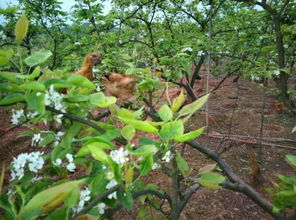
1,74,296,220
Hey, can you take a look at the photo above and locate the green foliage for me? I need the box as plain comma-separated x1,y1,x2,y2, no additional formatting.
1,0,295,218
267,155,296,212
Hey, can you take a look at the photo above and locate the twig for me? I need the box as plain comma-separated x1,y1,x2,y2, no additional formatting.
46,106,127,145
259,87,266,160
210,134,296,143
93,111,111,121
203,133,296,150
70,184,121,220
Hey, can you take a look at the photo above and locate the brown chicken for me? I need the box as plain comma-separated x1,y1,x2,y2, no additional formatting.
102,72,136,101
75,52,102,80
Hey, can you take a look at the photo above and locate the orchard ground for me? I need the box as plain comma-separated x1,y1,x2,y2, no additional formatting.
1,73,295,220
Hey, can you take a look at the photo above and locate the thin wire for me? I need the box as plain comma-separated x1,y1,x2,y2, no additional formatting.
205,3,212,147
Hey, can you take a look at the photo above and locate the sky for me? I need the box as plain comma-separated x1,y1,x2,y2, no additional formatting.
0,0,112,24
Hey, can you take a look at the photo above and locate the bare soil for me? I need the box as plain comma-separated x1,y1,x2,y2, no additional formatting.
1,74,295,220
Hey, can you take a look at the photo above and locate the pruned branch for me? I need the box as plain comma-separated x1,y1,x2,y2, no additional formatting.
186,140,281,219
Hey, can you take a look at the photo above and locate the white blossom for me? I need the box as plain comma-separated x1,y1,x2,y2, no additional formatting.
273,69,280,76
53,158,62,166
54,131,64,146
197,51,204,56
250,75,261,81
31,133,43,146
31,176,43,183
152,163,160,170
45,85,66,112
157,38,164,43
110,147,129,167
73,187,91,213
181,47,193,53
11,109,25,125
98,203,106,215
66,153,74,162
67,162,76,172
10,152,44,181
27,111,38,119
106,179,117,199
162,150,172,163
27,152,45,172
54,114,63,124
106,171,114,180
74,42,81,45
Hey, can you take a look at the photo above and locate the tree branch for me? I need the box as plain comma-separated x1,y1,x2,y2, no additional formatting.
70,184,121,220
45,106,106,134
186,140,281,219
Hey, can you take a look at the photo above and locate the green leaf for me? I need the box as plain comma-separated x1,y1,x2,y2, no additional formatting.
158,104,173,122
39,133,55,147
88,144,110,164
292,126,296,133
67,75,96,90
117,190,133,209
0,93,25,105
140,154,153,176
89,92,116,108
117,108,135,119
24,50,52,67
171,90,185,113
121,125,135,140
19,81,45,91
90,173,108,195
76,141,113,158
286,155,296,169
197,172,225,190
198,163,217,174
160,120,184,142
118,117,158,133
64,187,80,208
0,72,19,83
178,94,210,117
174,127,205,142
44,79,74,89
175,152,188,174
17,66,41,79
25,92,45,114
129,145,157,156
64,95,89,103
0,49,13,66
0,164,5,194
22,180,84,215
15,14,28,43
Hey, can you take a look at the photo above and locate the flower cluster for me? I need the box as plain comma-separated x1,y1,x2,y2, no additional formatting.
66,153,76,172
11,109,26,125
53,153,76,172
54,131,65,146
45,85,66,112
31,133,43,146
110,147,129,167
72,187,91,213
11,151,44,181
98,203,106,215
106,179,118,199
